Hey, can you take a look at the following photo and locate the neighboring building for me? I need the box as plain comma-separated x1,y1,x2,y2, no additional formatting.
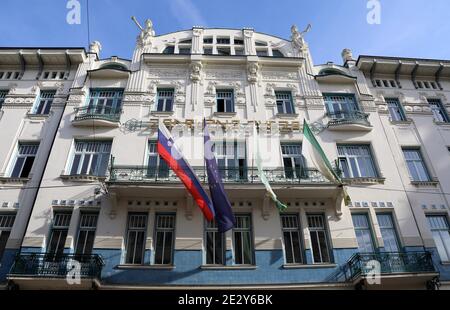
2,21,450,290
0,47,87,282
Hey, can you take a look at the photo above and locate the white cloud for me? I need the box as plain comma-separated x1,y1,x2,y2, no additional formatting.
169,0,207,28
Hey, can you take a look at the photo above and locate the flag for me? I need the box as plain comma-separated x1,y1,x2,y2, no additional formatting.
157,122,215,221
253,123,288,211
204,120,235,233
302,120,351,205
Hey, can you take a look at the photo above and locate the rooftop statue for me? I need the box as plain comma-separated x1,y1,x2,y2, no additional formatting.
291,24,311,50
131,16,155,46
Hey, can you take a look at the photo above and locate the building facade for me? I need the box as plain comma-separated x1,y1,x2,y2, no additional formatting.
1,21,450,290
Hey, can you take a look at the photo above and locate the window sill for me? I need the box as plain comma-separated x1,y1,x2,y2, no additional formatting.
115,264,175,270
26,113,50,119
433,121,450,127
389,119,413,125
411,180,439,187
213,112,237,118
0,176,31,184
200,265,257,270
60,174,106,182
276,113,299,119
151,111,174,117
282,263,337,269
342,177,385,185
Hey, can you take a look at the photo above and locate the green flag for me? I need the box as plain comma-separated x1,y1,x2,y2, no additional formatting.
253,123,288,211
302,120,351,205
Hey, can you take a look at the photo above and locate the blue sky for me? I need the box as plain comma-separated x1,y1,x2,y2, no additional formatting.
1,0,449,64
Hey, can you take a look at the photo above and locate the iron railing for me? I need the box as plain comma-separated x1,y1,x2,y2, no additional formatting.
108,165,333,185
9,253,104,279
340,251,435,282
74,106,122,122
327,111,370,127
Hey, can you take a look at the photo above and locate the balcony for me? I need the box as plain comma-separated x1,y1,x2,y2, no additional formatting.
72,106,122,127
7,253,104,289
326,111,372,131
338,252,438,290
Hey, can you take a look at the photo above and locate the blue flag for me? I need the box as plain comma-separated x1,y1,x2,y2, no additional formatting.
204,120,235,233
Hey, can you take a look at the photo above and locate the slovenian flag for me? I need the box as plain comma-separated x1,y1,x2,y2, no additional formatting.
157,122,215,221
204,119,235,233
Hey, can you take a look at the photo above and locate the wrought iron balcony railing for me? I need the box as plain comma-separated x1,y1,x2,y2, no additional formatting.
108,165,333,185
9,253,104,279
340,251,435,282
74,106,122,122
327,111,371,127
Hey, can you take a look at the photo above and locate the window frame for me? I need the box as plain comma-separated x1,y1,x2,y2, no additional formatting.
33,90,56,115
232,214,255,266
68,140,112,177
124,212,148,265
47,211,72,256
75,212,99,256
337,144,378,179
216,89,235,113
376,212,402,253
427,98,450,123
275,91,295,114
426,214,450,262
0,90,7,110
204,219,226,265
86,89,123,115
351,213,377,253
280,143,306,179
146,140,170,179
155,88,175,112
323,93,359,117
10,142,39,178
385,97,407,122
280,214,304,264
0,213,16,260
153,213,176,265
402,148,431,182
307,213,333,264
213,140,247,181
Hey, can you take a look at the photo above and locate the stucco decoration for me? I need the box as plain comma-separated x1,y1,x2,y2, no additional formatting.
132,17,155,47
89,41,102,55
190,61,203,83
247,62,259,83
291,24,311,54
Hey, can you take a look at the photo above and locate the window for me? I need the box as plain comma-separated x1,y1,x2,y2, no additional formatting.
234,48,244,56
323,94,358,118
216,90,234,113
154,214,176,265
162,46,175,54
233,38,244,45
203,37,213,44
402,148,430,182
233,214,254,265
178,48,191,55
281,143,306,179
275,91,295,114
281,214,303,264
307,214,331,263
0,90,7,109
205,219,225,265
10,143,39,178
272,50,284,58
338,145,377,178
204,48,213,55
216,37,230,44
75,213,98,256
217,48,231,56
377,213,401,252
87,89,123,115
386,98,406,122
69,141,112,176
427,99,449,123
156,89,174,112
255,41,267,47
427,215,450,262
214,140,246,181
352,214,375,253
147,141,169,179
256,49,268,57
0,214,16,260
47,212,72,256
33,91,55,115
125,213,147,265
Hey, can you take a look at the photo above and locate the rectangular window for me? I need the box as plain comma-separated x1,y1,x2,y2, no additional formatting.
214,140,246,181
307,214,331,263
402,148,430,182
216,90,234,113
75,212,98,256
0,214,16,260
0,90,7,110
352,214,375,253
156,89,174,112
47,212,72,256
427,215,450,262
216,37,230,44
204,48,213,55
324,94,358,118
146,141,169,179
281,214,303,264
69,141,112,176
154,214,176,265
178,48,191,55
34,91,55,115
275,91,295,114
205,219,225,265
428,98,449,123
217,48,231,56
10,143,39,178
377,213,401,252
281,143,306,179
386,98,406,122
233,214,254,265
87,89,123,115
233,39,244,45
256,49,268,56
234,48,244,56
203,37,213,44
337,145,377,178
125,213,147,264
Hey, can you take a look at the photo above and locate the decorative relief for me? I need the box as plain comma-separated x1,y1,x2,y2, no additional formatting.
261,70,298,81
230,81,246,105
148,69,187,79
264,83,276,106
247,62,259,83
205,69,242,80
190,61,203,83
